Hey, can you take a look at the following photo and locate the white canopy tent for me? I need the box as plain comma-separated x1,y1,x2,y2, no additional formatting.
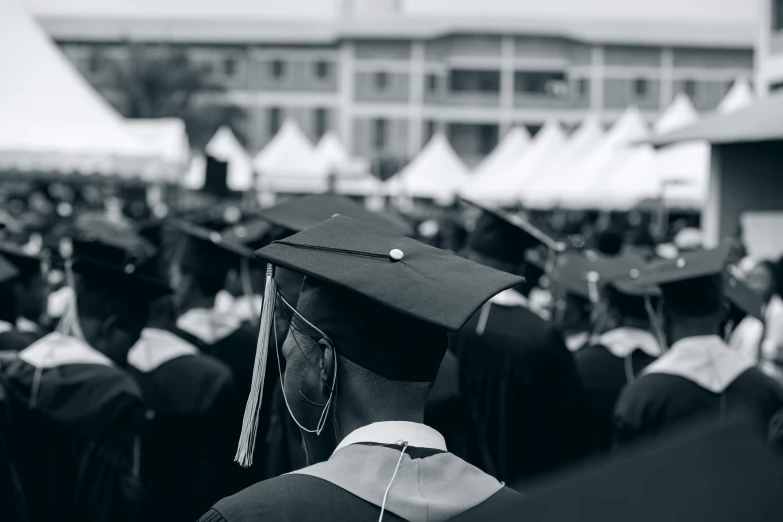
205,126,255,191
524,115,604,209
253,119,329,194
717,77,755,114
462,126,531,202
558,107,649,209
0,0,162,176
386,133,469,203
510,120,567,200
125,118,190,182
314,131,380,196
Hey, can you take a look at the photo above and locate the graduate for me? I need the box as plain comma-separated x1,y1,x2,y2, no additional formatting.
569,257,662,455
198,215,526,522
551,251,595,352
449,200,583,485
126,222,240,522
613,244,783,447
0,242,49,351
0,220,169,522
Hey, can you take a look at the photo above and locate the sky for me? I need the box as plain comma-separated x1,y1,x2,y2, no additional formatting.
24,0,759,24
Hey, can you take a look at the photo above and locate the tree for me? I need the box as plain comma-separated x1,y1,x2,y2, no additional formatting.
97,44,248,150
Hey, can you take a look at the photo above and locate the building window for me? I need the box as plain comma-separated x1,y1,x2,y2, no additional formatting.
88,49,101,74
375,72,389,90
633,78,649,98
577,78,589,97
269,107,281,136
374,118,387,151
271,60,285,79
514,71,567,95
683,79,697,98
315,61,330,79
425,120,436,144
428,74,438,93
224,58,236,78
450,69,501,93
771,81,783,93
314,108,328,139
478,125,498,156
774,0,783,30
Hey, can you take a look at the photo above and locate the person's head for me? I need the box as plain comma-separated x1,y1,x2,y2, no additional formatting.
659,275,726,345
0,254,20,323
601,283,658,333
595,227,625,257
234,214,524,468
0,246,47,324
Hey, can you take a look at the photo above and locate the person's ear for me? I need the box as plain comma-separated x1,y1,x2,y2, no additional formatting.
318,338,335,396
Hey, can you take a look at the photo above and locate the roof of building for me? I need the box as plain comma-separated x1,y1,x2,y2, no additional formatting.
37,15,755,48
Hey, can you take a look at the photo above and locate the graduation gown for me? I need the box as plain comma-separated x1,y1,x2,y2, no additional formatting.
449,289,584,484
126,327,239,522
574,328,661,455
613,335,783,447
0,332,145,522
198,422,521,522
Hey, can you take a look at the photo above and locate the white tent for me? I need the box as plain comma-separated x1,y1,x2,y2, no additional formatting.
253,119,329,194
717,77,755,114
315,130,371,177
386,133,469,203
511,120,567,199
462,126,531,202
0,0,161,176
558,107,649,209
182,154,207,190
524,115,604,209
125,118,190,182
205,126,254,191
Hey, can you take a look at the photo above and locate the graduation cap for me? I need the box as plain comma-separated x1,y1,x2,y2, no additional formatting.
257,194,413,236
234,215,524,467
462,198,564,267
724,272,765,322
170,220,256,280
0,254,19,285
473,415,783,522
632,242,734,317
0,242,47,281
221,219,274,250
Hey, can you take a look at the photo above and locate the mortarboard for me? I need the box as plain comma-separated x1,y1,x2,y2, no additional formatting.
473,415,783,522
234,215,524,467
257,194,413,236
462,198,564,267
0,254,19,285
221,219,274,250
724,272,765,322
170,220,256,280
0,242,47,280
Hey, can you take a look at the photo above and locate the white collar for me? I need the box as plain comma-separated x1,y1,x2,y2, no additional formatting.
0,319,12,334
16,317,40,333
18,332,113,369
334,421,447,455
644,335,755,393
598,327,662,358
566,331,590,352
176,307,242,344
127,328,199,373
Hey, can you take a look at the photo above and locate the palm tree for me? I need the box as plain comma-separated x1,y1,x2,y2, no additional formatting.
97,43,247,150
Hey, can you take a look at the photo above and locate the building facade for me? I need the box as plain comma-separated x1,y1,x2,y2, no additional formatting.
757,0,783,96
41,15,754,167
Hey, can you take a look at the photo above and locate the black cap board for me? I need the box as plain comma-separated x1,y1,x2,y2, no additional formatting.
0,242,45,280
257,194,413,236
221,219,274,249
724,272,765,321
171,220,256,279
234,214,524,468
462,198,564,265
0,254,19,285
467,415,783,522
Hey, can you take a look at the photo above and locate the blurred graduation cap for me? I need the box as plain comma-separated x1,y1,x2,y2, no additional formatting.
0,242,48,280
472,415,783,522
221,219,274,250
0,254,19,285
461,198,564,268
257,194,413,236
170,220,256,280
632,242,734,316
724,271,765,322
235,215,524,467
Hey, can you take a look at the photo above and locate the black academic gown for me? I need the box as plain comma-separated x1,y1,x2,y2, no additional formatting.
0,332,145,522
613,335,783,448
198,424,521,522
126,328,239,522
449,291,584,485
574,328,660,455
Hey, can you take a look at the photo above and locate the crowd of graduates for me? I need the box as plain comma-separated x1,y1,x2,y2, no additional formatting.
1,186,783,522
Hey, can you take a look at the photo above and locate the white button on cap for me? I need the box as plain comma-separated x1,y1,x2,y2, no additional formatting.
124,264,135,274
676,258,686,268
629,268,640,279
209,231,223,244
390,249,404,261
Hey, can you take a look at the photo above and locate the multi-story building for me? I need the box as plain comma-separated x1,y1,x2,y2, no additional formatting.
757,0,783,96
39,6,754,167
